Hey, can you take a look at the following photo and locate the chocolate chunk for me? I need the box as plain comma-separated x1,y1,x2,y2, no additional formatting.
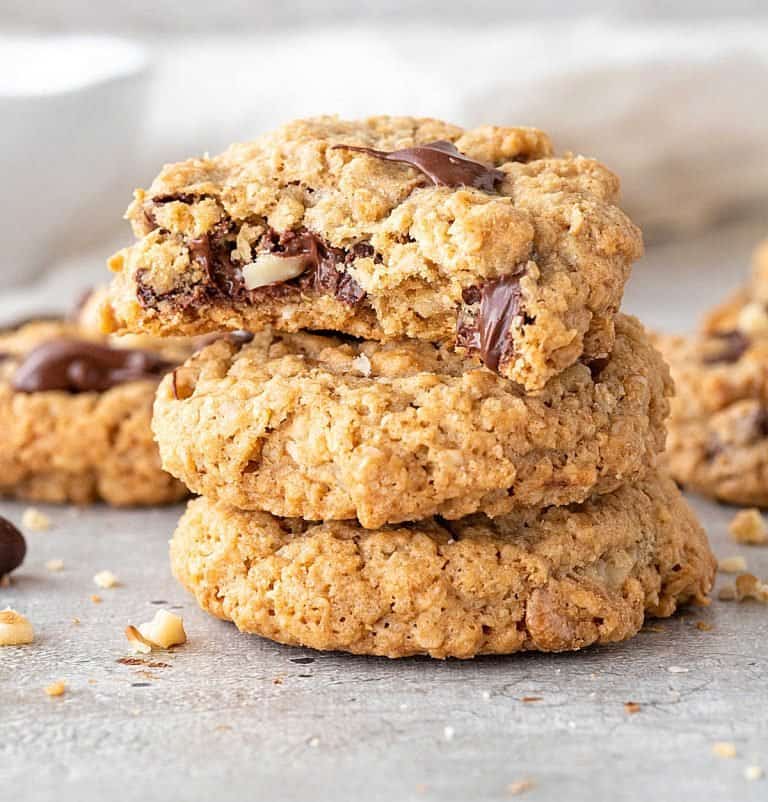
333,140,504,190
12,339,174,393
456,274,524,372
747,407,768,440
0,516,26,578
702,330,750,364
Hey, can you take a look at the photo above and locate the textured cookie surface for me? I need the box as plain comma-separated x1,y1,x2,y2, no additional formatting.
154,314,670,528
0,315,191,506
170,474,715,659
105,116,642,390
657,307,768,506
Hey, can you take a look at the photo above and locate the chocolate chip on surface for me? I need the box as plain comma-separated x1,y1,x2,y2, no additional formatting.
0,517,26,578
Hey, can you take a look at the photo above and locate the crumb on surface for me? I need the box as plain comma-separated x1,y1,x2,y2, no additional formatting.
745,766,764,781
93,570,119,589
506,779,535,796
90,594,103,604
712,741,737,758
44,680,66,697
720,573,768,603
667,666,689,673
695,621,714,632
729,508,768,545
45,559,64,572
22,507,50,531
718,555,748,574
125,610,187,653
0,608,35,646
624,701,641,714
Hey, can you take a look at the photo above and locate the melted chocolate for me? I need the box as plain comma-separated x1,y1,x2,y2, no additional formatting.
0,516,26,578
456,274,524,372
137,225,372,311
702,330,750,364
333,140,504,190
12,339,174,393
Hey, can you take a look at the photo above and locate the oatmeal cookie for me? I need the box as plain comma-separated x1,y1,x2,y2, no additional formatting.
656,326,768,506
0,315,190,505
170,474,715,659
154,314,670,528
104,116,642,391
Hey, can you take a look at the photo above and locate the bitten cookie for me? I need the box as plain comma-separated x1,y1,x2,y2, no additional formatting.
170,474,715,659
154,314,670,528
104,115,642,391
656,317,768,506
0,313,191,506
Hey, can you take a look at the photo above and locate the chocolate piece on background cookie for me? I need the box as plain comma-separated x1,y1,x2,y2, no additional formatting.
170,474,715,659
104,116,642,391
154,314,670,528
0,313,190,506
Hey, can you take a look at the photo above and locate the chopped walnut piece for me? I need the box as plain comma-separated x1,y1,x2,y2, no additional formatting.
139,609,187,649
22,507,50,531
93,570,119,589
729,509,768,545
125,625,153,654
0,608,34,646
718,555,748,573
44,681,66,697
125,610,187,654
712,741,737,758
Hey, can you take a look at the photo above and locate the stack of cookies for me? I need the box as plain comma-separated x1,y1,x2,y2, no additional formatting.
102,116,715,658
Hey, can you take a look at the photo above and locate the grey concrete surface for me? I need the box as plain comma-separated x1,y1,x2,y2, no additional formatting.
1,494,766,802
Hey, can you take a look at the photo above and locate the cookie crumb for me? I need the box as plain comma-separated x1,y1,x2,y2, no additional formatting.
729,509,768,545
735,572,768,602
45,559,64,572
521,696,543,703
745,765,764,781
443,725,455,741
90,594,102,604
718,584,737,601
667,666,689,673
273,677,283,685
718,555,747,573
0,608,35,646
93,570,119,589
695,621,713,632
308,736,320,748
712,741,737,758
72,617,81,625
624,701,641,714
22,507,50,531
506,779,535,796
44,680,66,697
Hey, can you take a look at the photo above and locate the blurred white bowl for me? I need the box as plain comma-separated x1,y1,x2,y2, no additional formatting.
0,35,149,286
